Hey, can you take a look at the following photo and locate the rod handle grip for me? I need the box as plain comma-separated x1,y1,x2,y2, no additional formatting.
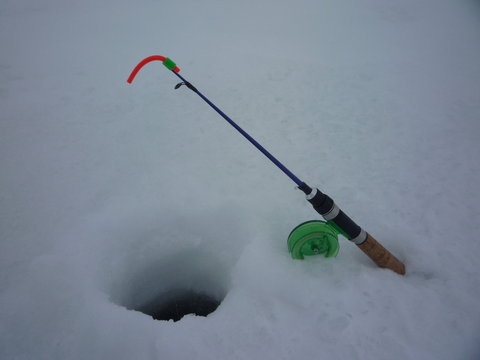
357,233,406,275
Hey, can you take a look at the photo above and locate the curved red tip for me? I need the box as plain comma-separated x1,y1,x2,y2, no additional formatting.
127,55,168,84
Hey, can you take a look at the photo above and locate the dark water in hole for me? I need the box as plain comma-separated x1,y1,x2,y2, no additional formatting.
138,291,221,322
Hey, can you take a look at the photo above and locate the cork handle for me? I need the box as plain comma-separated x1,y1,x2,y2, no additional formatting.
357,233,406,275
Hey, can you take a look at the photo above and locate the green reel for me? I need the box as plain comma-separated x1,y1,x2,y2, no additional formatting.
287,220,340,259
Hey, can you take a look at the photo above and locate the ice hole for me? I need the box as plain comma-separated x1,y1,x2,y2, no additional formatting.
137,289,221,321
111,250,229,322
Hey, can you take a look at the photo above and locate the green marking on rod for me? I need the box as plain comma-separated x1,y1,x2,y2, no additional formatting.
163,58,177,71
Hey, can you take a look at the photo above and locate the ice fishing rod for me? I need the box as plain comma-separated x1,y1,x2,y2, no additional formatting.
127,55,405,275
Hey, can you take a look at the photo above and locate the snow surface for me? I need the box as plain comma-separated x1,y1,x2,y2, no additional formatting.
1,0,480,359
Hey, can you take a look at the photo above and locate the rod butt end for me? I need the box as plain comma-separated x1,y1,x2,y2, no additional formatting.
357,234,406,275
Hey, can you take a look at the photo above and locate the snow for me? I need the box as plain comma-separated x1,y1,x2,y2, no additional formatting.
1,0,480,359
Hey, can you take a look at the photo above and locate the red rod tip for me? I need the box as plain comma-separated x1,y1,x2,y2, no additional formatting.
127,55,167,84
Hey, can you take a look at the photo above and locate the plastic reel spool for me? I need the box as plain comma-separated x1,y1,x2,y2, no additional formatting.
288,220,340,259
